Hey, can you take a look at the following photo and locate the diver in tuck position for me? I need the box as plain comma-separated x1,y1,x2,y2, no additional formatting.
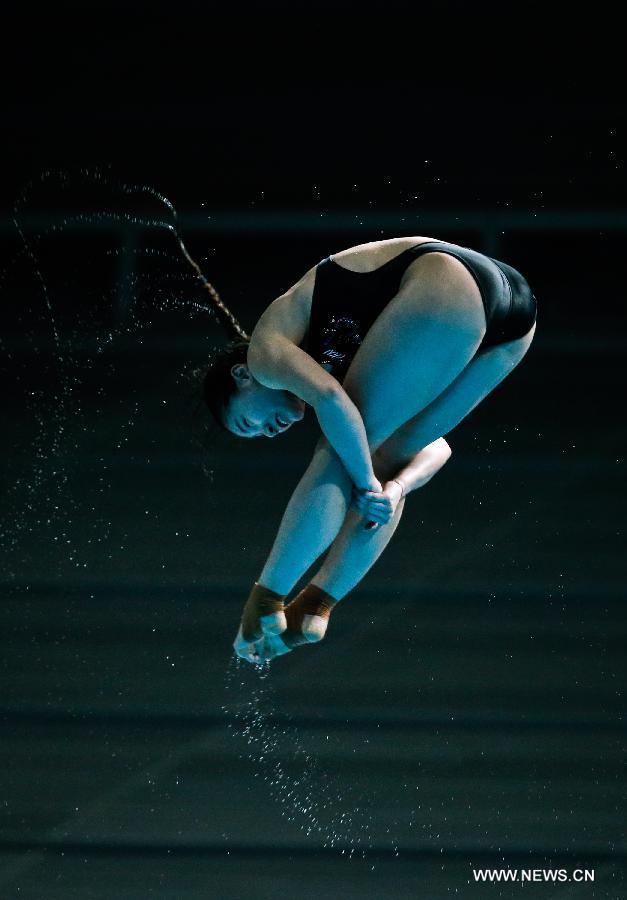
199,236,537,664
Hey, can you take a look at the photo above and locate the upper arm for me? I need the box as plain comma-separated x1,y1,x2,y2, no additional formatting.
247,264,341,407
248,332,340,407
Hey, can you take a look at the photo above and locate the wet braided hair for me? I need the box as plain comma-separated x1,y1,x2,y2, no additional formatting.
186,259,251,431
174,221,254,443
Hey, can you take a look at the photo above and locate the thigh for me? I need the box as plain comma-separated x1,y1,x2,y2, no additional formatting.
374,322,536,473
340,253,487,452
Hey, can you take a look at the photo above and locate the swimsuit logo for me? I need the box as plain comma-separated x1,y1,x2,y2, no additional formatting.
320,315,363,370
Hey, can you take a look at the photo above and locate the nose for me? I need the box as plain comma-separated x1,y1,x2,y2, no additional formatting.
265,421,289,438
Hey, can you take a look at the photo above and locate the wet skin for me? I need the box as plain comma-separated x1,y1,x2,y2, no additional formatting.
221,363,306,439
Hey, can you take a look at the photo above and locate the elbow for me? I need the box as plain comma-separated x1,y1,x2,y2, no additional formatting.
315,381,344,410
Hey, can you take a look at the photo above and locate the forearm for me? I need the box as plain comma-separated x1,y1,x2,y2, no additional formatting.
315,389,378,490
390,437,452,496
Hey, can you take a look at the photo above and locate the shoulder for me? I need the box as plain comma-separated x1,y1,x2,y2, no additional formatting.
249,263,318,349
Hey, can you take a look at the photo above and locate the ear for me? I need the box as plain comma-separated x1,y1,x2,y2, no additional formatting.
230,363,252,385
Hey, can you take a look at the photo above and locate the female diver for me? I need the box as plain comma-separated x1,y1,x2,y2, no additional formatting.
200,236,537,664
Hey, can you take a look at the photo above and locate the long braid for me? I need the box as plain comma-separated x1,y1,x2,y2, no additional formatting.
176,231,249,342
175,224,252,440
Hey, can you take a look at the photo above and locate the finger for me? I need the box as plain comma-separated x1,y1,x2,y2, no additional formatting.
362,492,389,504
363,499,390,512
365,507,392,521
359,489,382,499
361,504,388,519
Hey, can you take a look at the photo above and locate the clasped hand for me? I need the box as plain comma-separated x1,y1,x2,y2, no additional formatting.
351,479,403,528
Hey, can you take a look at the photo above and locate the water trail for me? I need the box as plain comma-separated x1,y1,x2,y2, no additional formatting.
1,167,227,578
3,169,401,859
222,656,377,856
11,166,231,330
113,173,249,340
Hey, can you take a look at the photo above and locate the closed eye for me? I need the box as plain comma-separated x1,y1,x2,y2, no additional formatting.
239,417,262,438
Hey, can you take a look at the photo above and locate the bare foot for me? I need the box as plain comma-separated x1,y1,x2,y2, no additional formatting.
233,583,287,664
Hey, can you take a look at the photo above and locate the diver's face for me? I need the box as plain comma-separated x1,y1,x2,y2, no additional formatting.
222,364,305,439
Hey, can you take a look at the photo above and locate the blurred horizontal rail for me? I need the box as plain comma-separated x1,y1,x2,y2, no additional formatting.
0,838,623,861
3,209,626,321
4,208,627,234
1,580,624,600
1,332,627,354
2,706,626,732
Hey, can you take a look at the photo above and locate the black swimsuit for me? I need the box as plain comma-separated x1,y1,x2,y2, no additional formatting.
301,240,537,383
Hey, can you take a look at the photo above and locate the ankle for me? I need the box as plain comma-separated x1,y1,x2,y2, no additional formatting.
250,582,285,616
241,582,286,642
283,583,338,646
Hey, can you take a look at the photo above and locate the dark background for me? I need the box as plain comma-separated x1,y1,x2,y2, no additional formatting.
2,2,625,210
1,3,625,899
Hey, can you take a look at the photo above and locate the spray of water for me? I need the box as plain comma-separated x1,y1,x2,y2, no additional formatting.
222,655,378,856
2,167,229,573
11,166,239,334
2,168,396,859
